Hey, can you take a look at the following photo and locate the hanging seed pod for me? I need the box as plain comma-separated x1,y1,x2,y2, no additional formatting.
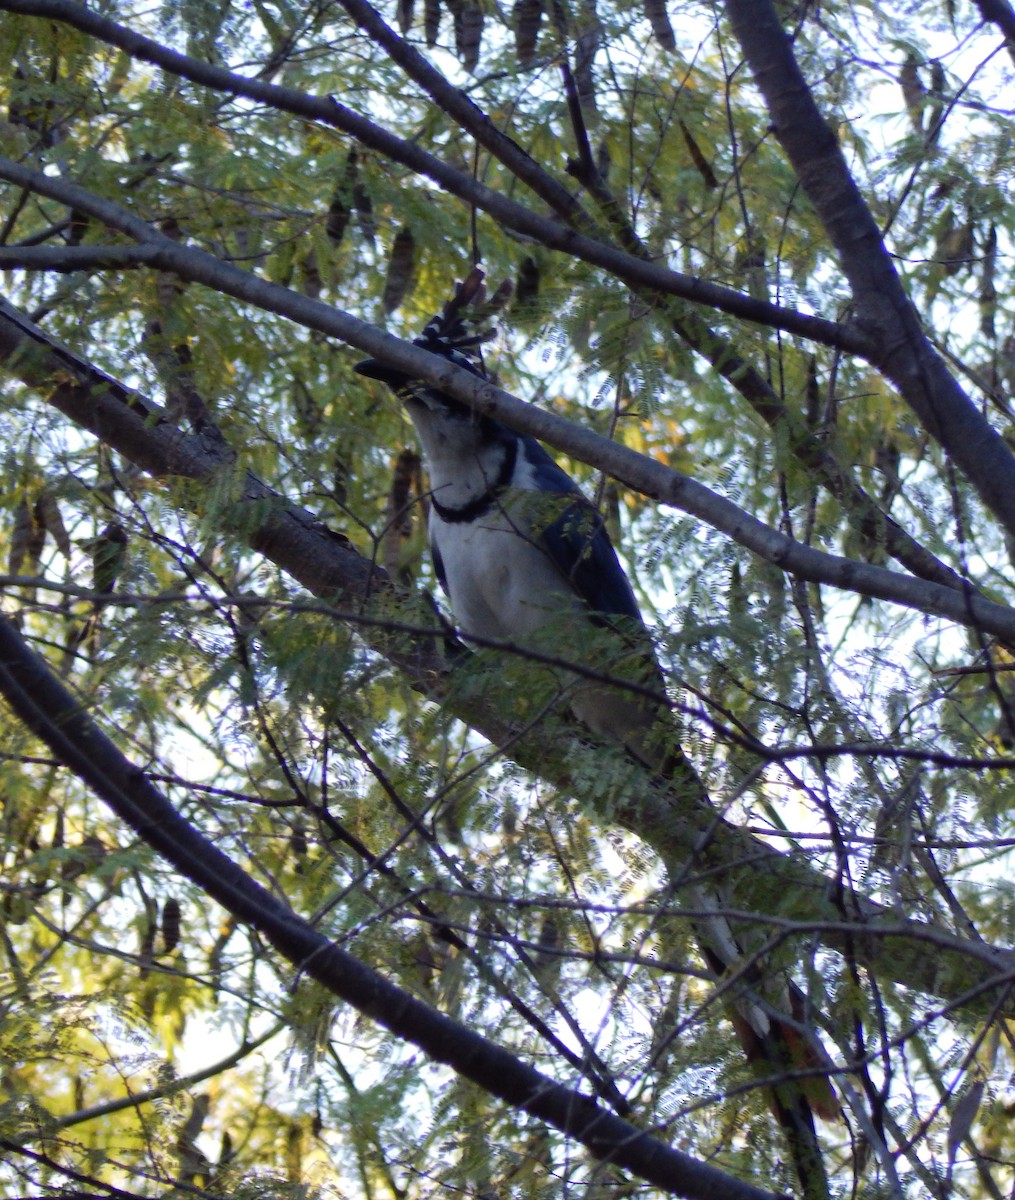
161,897,182,954
325,149,359,246
290,823,308,875
8,498,41,576
515,256,540,307
424,0,441,44
678,119,718,189
66,208,90,246
574,32,598,115
139,911,157,973
89,522,128,597
383,448,422,582
450,0,483,71
534,912,563,970
514,0,543,65
353,181,376,245
397,0,414,33
899,52,925,134
979,224,997,340
35,490,71,558
934,211,974,276
484,278,514,318
644,0,675,51
382,227,417,312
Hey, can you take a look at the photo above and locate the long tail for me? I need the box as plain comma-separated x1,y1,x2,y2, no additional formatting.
692,884,835,1200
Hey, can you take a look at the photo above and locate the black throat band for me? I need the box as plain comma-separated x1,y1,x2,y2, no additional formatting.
430,437,518,524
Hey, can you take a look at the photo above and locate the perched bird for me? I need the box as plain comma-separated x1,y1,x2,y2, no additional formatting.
356,269,671,774
355,270,833,1197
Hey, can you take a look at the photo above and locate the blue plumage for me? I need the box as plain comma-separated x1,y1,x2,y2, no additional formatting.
355,270,669,770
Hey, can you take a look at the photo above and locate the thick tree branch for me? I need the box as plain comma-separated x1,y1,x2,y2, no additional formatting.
0,610,783,1200
2,298,1015,1023
0,0,866,356
0,201,1012,641
972,0,1015,65
725,0,1015,539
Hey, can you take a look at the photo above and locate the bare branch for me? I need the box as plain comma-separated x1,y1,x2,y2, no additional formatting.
725,0,1015,539
0,609,785,1200
0,0,866,355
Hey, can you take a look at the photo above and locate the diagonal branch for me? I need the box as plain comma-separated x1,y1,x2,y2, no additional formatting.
0,195,1012,641
0,610,783,1200
725,0,1015,540
0,0,865,356
2,296,1015,1022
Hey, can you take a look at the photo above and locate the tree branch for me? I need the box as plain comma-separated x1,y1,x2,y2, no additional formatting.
1,296,1015,1023
0,610,784,1200
725,0,1015,539
0,0,867,356
0,211,1013,642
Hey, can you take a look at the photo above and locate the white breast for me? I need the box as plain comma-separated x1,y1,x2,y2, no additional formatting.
430,500,578,643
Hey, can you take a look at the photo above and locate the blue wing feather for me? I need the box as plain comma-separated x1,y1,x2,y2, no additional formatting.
515,436,644,625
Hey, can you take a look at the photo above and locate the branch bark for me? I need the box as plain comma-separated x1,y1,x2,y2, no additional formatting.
2,296,1015,1024
0,0,867,356
0,610,784,1200
725,0,1015,539
0,170,1012,643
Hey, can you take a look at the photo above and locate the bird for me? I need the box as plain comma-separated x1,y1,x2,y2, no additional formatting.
355,268,834,1197
355,268,672,775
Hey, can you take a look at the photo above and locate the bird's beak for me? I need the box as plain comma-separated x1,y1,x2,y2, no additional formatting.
352,355,393,379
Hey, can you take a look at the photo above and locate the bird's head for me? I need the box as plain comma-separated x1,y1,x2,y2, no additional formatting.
354,267,504,428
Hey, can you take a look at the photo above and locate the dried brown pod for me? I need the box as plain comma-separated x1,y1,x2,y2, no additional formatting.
515,256,540,307
900,52,925,134
383,447,423,583
424,0,441,44
354,181,376,245
8,497,43,576
450,0,483,71
980,224,997,340
35,490,71,558
514,0,543,65
382,227,417,313
325,149,358,246
161,896,182,954
138,911,157,973
397,0,414,33
679,119,719,189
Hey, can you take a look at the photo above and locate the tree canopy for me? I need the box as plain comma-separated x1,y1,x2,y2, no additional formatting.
2,1,1015,1198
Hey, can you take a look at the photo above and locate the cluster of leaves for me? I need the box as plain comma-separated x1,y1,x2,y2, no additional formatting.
1,1,1015,1199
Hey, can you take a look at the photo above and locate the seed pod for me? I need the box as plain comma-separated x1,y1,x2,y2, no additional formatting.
451,0,483,71
326,149,359,246
90,522,128,597
644,0,675,51
161,897,182,954
382,227,417,313
900,52,924,134
679,119,718,189
424,0,441,44
35,490,71,558
139,912,157,973
383,448,422,582
979,224,997,340
515,256,540,307
934,211,974,276
8,498,42,575
514,0,543,65
574,32,598,115
354,181,376,245
397,0,414,33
